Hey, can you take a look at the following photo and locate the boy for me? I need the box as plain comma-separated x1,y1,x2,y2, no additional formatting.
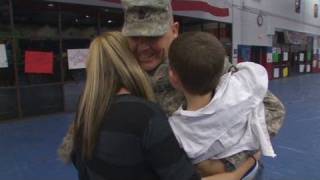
168,31,276,177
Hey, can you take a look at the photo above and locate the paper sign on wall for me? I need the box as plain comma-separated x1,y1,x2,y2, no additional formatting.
273,53,279,63
313,60,317,68
306,64,311,72
267,53,273,63
299,53,304,62
299,64,305,73
0,44,8,68
67,49,89,69
25,51,54,74
283,52,288,61
307,51,312,61
282,67,289,77
273,68,280,78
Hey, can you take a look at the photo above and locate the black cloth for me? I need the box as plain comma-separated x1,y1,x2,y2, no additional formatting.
72,94,201,180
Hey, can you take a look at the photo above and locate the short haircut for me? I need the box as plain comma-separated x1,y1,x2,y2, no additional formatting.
169,32,225,95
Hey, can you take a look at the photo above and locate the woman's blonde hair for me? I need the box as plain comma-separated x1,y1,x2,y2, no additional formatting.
73,31,155,159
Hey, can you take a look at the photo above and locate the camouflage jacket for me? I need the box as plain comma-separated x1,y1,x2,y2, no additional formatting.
151,60,286,170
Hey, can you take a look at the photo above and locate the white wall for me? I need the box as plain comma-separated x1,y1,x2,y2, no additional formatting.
232,0,320,55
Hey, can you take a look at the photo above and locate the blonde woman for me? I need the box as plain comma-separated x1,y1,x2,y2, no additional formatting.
69,32,259,180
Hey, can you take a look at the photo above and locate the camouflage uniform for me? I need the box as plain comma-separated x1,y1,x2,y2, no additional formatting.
151,59,286,171
121,0,173,37
150,63,185,115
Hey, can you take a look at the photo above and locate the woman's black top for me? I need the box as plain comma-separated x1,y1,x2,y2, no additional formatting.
72,94,201,180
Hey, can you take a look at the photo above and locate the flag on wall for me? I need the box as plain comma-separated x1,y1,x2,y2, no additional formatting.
67,49,89,69
171,0,229,17
0,44,8,68
25,51,54,74
101,0,230,17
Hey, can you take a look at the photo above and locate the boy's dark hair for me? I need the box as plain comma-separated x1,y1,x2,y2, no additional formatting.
169,31,225,95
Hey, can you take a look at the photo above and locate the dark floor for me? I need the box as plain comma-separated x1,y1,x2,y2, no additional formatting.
0,73,320,180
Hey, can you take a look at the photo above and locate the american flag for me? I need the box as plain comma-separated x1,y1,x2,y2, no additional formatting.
102,0,230,17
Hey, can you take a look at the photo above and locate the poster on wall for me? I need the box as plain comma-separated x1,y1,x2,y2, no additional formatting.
299,53,304,62
0,44,8,68
313,60,317,68
267,53,273,63
67,49,89,69
273,67,280,78
272,48,280,63
25,51,54,74
283,67,289,77
306,64,311,72
307,51,312,61
283,52,288,61
299,64,305,73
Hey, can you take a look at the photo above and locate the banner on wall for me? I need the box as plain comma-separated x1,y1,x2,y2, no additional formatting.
67,49,89,69
0,44,8,68
48,0,231,21
25,51,54,74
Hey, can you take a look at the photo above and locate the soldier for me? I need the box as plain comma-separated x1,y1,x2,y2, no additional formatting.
121,0,285,172
59,0,285,174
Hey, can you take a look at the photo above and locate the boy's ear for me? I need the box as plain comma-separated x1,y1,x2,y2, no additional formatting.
169,67,182,90
171,22,180,39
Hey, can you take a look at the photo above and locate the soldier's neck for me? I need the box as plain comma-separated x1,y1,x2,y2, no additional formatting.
184,91,213,111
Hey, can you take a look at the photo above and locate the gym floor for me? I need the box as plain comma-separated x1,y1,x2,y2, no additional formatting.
1,73,320,180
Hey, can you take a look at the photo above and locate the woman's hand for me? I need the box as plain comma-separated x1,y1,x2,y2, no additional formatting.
202,151,261,180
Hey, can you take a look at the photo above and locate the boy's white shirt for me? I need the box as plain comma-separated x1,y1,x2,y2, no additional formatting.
169,62,276,164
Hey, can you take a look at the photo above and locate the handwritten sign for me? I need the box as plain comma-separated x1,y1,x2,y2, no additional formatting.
67,49,89,69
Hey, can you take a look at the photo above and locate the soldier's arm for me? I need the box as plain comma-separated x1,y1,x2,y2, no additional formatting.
58,123,74,163
263,90,286,137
